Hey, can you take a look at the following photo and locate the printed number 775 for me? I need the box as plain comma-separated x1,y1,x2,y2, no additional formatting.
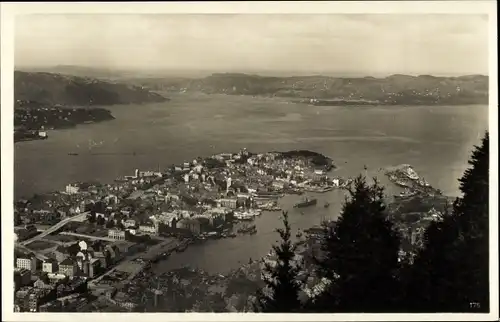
469,302,481,309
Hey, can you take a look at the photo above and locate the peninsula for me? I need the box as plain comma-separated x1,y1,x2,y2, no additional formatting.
14,71,170,142
13,148,446,312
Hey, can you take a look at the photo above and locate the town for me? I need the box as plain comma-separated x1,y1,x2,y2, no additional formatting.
14,148,350,312
14,99,115,142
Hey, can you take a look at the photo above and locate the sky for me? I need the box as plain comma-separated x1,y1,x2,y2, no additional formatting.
14,14,489,76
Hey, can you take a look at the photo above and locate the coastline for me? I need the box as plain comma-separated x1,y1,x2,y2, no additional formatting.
14,148,344,269
13,145,454,312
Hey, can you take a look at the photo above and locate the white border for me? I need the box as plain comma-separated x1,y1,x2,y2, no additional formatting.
1,2,498,322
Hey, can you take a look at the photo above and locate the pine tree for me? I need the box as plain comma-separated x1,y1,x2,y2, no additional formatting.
405,132,489,312
312,175,402,312
255,211,303,312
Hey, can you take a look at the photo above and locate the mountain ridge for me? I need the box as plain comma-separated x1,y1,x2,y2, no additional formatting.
133,72,488,105
14,71,169,108
14,68,489,106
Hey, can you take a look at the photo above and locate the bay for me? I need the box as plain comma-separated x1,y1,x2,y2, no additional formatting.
14,93,489,273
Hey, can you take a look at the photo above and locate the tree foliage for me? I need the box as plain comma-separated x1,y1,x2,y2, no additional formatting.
312,176,402,312
255,211,303,312
405,132,490,312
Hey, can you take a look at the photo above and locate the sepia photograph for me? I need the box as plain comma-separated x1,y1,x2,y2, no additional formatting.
1,1,498,321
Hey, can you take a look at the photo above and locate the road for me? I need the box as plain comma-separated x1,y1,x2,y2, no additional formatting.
59,231,118,242
14,243,49,261
21,212,89,246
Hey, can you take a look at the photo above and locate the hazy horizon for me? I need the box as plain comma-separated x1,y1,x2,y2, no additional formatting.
14,65,489,79
15,14,489,77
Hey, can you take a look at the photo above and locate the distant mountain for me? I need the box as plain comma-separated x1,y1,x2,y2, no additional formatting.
126,72,488,105
14,71,169,107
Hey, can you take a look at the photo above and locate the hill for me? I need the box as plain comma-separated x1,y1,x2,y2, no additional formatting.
14,71,169,107
126,73,488,106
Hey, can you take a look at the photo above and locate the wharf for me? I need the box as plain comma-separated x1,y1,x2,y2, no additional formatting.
89,237,190,289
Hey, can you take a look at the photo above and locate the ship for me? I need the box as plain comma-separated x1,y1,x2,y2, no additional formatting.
293,197,317,208
68,153,79,156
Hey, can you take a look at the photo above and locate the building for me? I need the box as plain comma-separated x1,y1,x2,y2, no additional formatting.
39,300,62,312
76,249,94,262
59,258,77,278
123,219,136,228
89,258,100,278
33,276,54,290
14,268,32,290
28,288,51,312
115,291,139,311
15,225,39,241
42,259,58,274
177,218,202,235
89,282,117,298
138,224,159,235
93,251,110,269
219,198,238,209
47,249,69,263
16,256,40,273
81,260,90,276
108,229,126,240
105,244,122,263
271,181,285,190
65,184,80,195
15,286,34,312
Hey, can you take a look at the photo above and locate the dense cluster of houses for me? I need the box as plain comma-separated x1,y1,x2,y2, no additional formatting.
14,149,341,312
14,238,146,312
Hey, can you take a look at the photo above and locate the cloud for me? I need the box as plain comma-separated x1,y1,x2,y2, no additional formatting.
14,14,489,75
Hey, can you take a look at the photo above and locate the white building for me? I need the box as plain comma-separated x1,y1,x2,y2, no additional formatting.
65,184,80,195
138,224,158,235
16,258,32,270
108,229,126,241
123,219,136,228
42,260,58,274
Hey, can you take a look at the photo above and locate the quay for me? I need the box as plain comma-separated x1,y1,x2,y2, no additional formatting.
89,238,192,290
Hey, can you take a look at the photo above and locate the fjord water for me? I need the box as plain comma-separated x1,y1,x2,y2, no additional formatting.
14,93,488,273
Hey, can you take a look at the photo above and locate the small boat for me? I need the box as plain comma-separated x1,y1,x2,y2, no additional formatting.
206,231,219,239
324,202,330,208
68,153,79,156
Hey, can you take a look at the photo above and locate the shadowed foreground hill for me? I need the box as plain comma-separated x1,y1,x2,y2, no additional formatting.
14,71,169,107
129,73,488,106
